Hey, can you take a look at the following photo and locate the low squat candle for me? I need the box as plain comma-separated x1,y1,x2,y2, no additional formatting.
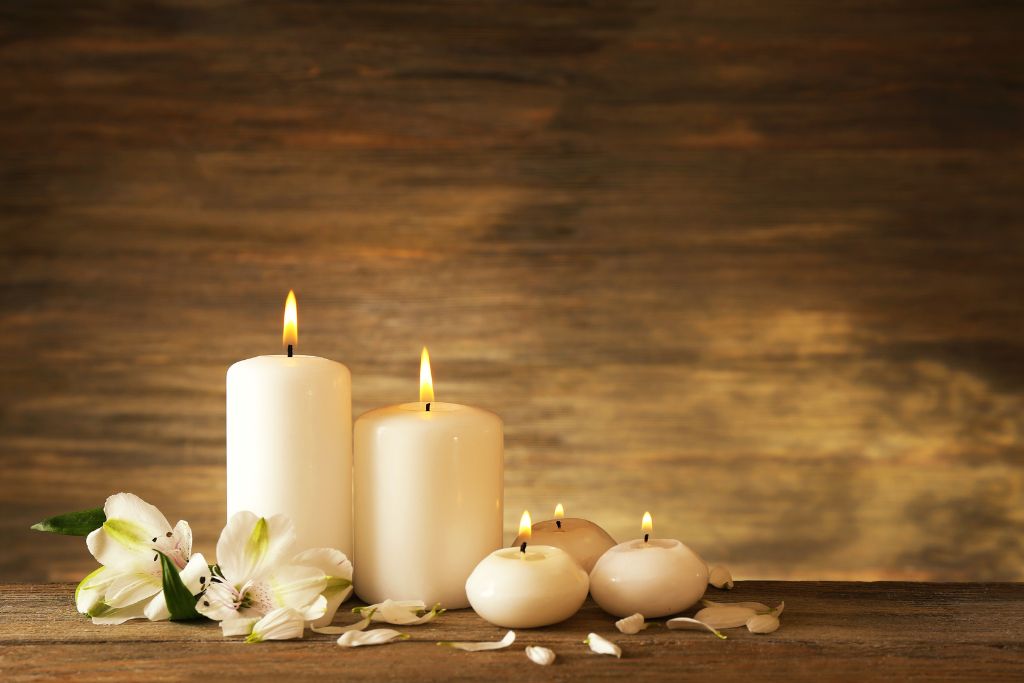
466,510,589,628
353,348,503,608
226,290,353,555
512,503,616,572
589,512,707,617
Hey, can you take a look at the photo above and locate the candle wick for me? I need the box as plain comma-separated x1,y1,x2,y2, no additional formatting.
287,344,294,358
644,533,649,543
425,402,431,412
555,520,562,530
519,541,527,554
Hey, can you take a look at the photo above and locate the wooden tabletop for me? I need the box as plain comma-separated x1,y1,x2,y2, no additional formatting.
1,581,1021,681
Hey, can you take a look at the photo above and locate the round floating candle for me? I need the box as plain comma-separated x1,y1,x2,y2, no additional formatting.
466,511,589,628
512,503,616,572
354,348,503,609
226,290,352,556
589,512,707,618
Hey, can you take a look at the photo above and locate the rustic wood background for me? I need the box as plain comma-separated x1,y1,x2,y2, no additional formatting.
1,1,1022,583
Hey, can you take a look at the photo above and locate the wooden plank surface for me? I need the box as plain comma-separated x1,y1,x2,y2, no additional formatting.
1,582,1022,681
2,0,1024,585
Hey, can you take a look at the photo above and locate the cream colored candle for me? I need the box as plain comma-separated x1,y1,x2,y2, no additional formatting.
466,511,589,628
353,348,503,609
589,512,707,617
512,503,616,572
226,291,352,556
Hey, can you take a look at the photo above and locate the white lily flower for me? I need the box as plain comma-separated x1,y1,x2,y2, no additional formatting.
438,630,516,651
77,493,200,624
337,629,410,647
198,512,328,631
708,565,734,589
584,632,622,658
353,599,445,625
746,613,780,634
246,607,306,643
666,617,728,639
615,613,649,635
525,646,556,666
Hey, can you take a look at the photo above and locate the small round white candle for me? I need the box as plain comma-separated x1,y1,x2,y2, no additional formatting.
512,503,616,572
466,511,589,628
589,512,707,618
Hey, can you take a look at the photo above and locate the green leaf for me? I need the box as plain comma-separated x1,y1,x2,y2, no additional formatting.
31,508,106,536
158,551,202,621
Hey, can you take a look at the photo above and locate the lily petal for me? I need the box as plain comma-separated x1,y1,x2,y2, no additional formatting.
666,617,728,639
86,493,173,568
246,607,306,643
709,565,734,589
337,629,409,648
104,569,162,608
584,632,622,658
702,599,772,613
615,613,648,635
222,617,260,637
693,605,758,629
292,547,353,628
91,597,152,625
76,566,114,614
438,630,516,651
311,611,374,635
265,564,328,614
746,613,780,634
217,511,296,586
525,646,556,666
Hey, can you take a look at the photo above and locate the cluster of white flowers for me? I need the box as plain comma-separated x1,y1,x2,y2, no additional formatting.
75,493,352,641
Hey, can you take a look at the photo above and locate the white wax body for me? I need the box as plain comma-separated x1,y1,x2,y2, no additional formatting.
354,401,502,609
466,546,589,628
513,518,617,573
226,355,352,556
589,538,708,617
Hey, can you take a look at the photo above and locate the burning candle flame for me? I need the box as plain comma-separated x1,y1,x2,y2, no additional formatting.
642,511,653,539
554,503,565,520
419,347,434,403
518,510,532,541
282,290,298,351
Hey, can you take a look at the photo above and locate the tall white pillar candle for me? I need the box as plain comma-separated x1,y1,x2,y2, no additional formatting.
226,291,352,556
354,348,503,609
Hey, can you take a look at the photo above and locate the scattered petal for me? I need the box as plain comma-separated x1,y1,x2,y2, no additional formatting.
311,610,375,635
709,565,734,589
337,628,409,647
221,617,259,637
525,646,556,666
746,614,780,634
666,617,728,639
615,613,649,635
439,630,516,651
702,599,771,613
355,599,444,625
245,607,306,643
584,632,622,658
694,605,759,629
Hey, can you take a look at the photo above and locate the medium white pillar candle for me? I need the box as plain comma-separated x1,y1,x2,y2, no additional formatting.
589,512,707,617
354,348,502,609
226,291,352,556
466,511,589,628
512,503,616,572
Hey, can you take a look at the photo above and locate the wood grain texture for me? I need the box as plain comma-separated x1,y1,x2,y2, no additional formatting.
2,582,1023,681
2,1,1024,582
